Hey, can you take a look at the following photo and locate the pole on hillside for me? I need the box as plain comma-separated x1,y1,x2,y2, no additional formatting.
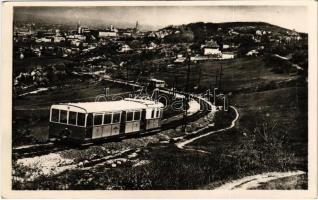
183,49,191,132
105,87,110,101
198,65,201,90
215,68,219,89
126,62,129,82
219,63,223,91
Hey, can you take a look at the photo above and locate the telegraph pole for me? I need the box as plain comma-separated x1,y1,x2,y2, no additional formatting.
104,87,110,101
223,95,228,111
215,68,219,89
197,65,201,90
219,63,223,91
183,49,191,132
186,54,191,92
126,62,129,82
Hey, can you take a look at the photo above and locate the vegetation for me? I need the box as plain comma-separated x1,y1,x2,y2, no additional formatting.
12,19,308,189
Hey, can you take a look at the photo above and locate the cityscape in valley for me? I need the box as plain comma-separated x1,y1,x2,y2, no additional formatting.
12,6,308,190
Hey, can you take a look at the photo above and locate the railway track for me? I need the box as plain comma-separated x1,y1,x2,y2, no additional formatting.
13,81,214,160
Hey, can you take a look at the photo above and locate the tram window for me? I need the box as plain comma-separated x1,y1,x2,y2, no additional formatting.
104,113,112,124
51,109,59,122
151,110,155,118
60,110,67,124
77,113,86,126
113,113,121,123
69,111,77,125
126,112,133,121
94,114,103,126
156,110,160,118
134,111,141,121
86,115,93,126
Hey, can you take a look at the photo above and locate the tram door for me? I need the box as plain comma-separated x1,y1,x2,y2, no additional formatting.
119,111,127,135
140,110,147,132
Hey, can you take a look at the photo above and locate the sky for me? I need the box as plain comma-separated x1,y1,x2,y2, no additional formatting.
14,6,308,32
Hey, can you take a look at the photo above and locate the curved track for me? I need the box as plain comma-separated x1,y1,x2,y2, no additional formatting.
176,106,239,152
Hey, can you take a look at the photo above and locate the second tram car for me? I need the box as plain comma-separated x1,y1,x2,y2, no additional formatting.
49,98,164,142
149,78,166,88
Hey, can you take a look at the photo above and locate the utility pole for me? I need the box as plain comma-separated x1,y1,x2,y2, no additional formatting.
214,88,218,106
186,53,191,92
219,63,223,91
197,65,201,90
126,62,129,82
209,81,212,102
174,76,178,96
183,49,191,132
206,89,210,102
105,87,110,101
215,68,219,89
223,95,228,111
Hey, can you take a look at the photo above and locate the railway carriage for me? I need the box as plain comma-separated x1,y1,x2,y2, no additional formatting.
49,98,164,142
149,78,166,88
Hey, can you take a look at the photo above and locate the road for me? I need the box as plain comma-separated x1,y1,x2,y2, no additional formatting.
212,170,306,190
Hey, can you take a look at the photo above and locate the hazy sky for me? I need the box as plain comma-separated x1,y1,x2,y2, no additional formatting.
14,6,308,32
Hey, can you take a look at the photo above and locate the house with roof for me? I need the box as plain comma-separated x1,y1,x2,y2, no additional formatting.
201,40,222,57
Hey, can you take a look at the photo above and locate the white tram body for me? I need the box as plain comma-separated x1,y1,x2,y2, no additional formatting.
149,78,166,88
49,98,164,142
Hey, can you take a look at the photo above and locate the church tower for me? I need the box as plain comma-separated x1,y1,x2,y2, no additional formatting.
135,21,139,32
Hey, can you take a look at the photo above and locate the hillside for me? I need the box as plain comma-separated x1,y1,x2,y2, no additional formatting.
157,21,306,43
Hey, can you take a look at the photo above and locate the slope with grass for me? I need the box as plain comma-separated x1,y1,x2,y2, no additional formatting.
12,56,308,190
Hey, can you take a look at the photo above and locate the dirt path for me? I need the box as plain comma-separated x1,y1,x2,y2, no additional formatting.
176,106,239,150
212,170,306,190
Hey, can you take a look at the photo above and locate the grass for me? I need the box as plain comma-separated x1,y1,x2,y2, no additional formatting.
250,174,308,190
13,57,73,75
153,57,298,92
12,56,308,190
12,81,132,146
14,81,130,110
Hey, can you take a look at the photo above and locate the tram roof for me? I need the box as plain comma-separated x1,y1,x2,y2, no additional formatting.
51,99,163,113
124,98,164,108
149,78,165,83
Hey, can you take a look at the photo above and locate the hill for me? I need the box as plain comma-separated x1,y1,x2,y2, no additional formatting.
157,21,305,43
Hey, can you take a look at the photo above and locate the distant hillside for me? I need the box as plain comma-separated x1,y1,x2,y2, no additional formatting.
157,21,306,43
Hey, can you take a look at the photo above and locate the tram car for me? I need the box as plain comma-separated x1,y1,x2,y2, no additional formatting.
49,98,164,142
149,78,166,88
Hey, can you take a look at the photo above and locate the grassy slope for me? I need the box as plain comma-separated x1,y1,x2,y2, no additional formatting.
199,57,297,91
154,57,297,92
13,57,73,75
13,56,308,189
251,174,308,190
13,81,131,144
187,57,308,188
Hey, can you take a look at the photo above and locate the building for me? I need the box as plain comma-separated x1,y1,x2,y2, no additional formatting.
222,44,230,49
53,36,65,43
221,52,235,59
118,44,132,53
201,40,221,57
70,39,82,47
36,37,53,43
256,30,262,36
246,49,259,56
99,30,117,38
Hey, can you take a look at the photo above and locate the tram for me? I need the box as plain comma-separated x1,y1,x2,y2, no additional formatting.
49,98,164,142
